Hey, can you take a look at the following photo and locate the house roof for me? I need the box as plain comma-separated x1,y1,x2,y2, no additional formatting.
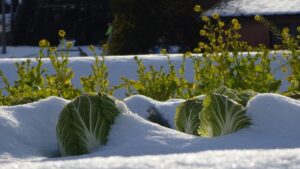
204,0,300,17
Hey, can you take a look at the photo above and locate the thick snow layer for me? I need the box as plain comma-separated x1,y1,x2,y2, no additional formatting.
0,46,101,58
2,149,300,169
204,0,300,16
1,94,300,168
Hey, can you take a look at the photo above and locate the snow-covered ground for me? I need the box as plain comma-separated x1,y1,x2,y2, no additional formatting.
0,46,102,58
0,51,298,168
0,94,300,168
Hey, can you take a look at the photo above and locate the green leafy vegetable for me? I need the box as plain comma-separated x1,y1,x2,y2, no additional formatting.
199,93,251,137
175,98,203,135
56,93,123,156
214,86,257,106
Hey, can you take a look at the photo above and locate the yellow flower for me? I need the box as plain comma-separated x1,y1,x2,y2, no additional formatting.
218,21,225,27
160,48,167,55
39,39,48,47
217,36,223,43
194,5,202,13
66,41,73,49
212,12,219,19
199,30,206,36
184,51,193,57
58,29,66,38
201,16,209,22
193,48,201,53
254,15,261,21
102,44,109,51
282,27,289,35
231,18,239,25
88,45,96,52
198,42,205,48
50,47,57,52
297,26,300,32
233,23,241,30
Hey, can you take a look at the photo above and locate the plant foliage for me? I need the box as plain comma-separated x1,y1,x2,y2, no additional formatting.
56,93,122,156
199,93,251,137
175,98,203,135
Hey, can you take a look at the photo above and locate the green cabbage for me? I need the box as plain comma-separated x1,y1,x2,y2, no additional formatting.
198,93,250,137
56,93,123,156
175,98,203,135
214,86,257,106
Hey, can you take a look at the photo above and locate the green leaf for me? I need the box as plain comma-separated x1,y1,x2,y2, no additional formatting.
198,93,251,137
214,86,257,106
56,93,123,156
214,86,240,102
175,98,203,135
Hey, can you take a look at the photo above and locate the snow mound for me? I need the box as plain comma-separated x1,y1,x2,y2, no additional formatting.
0,97,69,161
247,93,300,140
124,95,184,128
1,94,300,168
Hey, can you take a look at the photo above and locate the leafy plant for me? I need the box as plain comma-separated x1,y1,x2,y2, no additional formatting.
56,93,123,156
80,44,112,94
214,86,257,106
175,98,203,135
46,33,81,99
121,51,190,101
255,15,300,92
191,11,280,95
199,93,251,137
0,48,52,105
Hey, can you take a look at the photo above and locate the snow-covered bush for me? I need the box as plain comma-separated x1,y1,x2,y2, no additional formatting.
56,93,125,156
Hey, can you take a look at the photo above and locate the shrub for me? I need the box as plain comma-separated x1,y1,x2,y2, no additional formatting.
80,45,113,95
45,34,81,99
191,14,280,95
120,51,190,101
0,48,52,105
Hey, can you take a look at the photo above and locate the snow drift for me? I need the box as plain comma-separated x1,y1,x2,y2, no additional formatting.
0,93,300,168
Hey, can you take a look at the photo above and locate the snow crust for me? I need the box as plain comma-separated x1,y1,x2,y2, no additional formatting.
0,94,300,168
204,0,300,16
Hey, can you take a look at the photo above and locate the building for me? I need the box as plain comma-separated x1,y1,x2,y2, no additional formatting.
2,0,110,45
204,0,300,48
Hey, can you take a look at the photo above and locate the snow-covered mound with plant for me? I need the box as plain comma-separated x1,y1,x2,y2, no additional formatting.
1,93,300,168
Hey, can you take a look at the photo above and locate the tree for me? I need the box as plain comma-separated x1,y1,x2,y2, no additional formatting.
109,0,222,55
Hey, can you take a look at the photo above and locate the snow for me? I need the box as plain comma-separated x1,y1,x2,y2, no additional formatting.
0,46,102,58
0,49,299,168
204,0,300,17
0,93,300,168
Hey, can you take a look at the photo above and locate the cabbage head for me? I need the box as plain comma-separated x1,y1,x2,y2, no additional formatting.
175,98,203,135
198,93,250,137
56,93,124,156
214,86,257,106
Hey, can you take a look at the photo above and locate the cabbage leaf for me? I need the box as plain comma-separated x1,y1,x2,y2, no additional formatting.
56,93,122,156
198,93,250,137
175,98,203,135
